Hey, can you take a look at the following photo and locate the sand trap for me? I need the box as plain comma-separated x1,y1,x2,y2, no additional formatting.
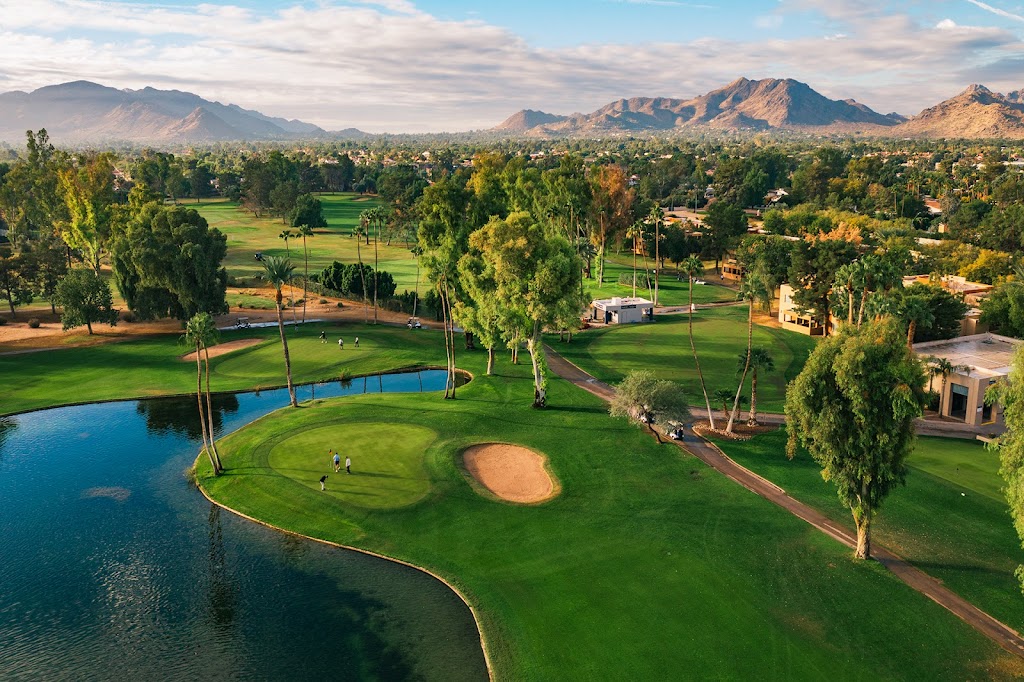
181,338,262,362
463,443,559,504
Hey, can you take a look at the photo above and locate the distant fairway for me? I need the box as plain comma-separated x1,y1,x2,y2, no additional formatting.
194,194,422,292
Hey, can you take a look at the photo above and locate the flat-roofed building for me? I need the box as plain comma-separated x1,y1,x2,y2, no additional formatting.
778,283,829,336
721,258,745,282
914,333,1021,426
590,297,654,325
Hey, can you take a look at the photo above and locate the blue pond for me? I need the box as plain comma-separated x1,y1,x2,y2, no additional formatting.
0,371,487,681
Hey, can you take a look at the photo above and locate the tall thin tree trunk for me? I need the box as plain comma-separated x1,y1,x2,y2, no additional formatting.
748,369,759,426
527,321,546,408
599,235,606,284
689,277,715,429
440,282,453,399
654,221,660,305
907,320,917,349
276,295,297,407
203,347,223,471
357,238,368,323
727,300,754,433
195,345,217,474
373,221,379,324
302,236,309,324
853,487,872,559
632,240,637,298
412,259,420,318
486,346,495,375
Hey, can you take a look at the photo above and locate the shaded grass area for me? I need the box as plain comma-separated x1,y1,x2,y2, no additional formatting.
715,430,1024,635
585,257,735,307
0,323,446,416
200,354,1018,680
195,194,423,292
555,306,818,413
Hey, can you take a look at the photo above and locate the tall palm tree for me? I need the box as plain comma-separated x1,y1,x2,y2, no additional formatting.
278,229,293,257
353,221,369,323
296,225,314,323
183,313,220,474
648,205,664,305
901,296,935,349
727,273,770,434
410,244,423,318
262,256,298,407
195,313,224,471
742,347,775,426
683,254,715,429
625,221,645,298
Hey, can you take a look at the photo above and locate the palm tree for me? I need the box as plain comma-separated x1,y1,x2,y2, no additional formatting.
648,205,664,305
353,221,369,323
727,273,770,434
742,347,775,426
683,254,715,429
262,256,298,407
901,295,935,349
195,313,224,471
279,229,293,257
410,244,423,318
713,388,734,416
183,313,220,475
296,224,314,323
625,221,645,298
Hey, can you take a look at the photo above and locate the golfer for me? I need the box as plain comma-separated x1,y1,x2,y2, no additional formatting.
319,475,328,491
345,456,352,474
338,338,344,349
333,451,341,472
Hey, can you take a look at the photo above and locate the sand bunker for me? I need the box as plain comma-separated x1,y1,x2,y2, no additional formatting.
463,443,559,504
181,338,262,362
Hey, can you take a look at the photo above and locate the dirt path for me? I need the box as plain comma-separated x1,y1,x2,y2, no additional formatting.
544,345,1024,659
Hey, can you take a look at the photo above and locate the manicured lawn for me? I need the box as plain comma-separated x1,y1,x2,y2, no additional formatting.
556,306,818,412
585,257,736,307
715,430,1024,635
195,194,424,293
0,323,446,416
199,356,1018,680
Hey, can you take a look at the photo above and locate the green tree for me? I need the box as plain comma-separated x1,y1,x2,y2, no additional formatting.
610,370,690,443
982,278,1024,338
183,312,222,475
986,347,1024,590
788,238,858,337
262,256,297,408
743,347,775,426
57,154,115,272
701,201,747,273
28,235,69,313
53,268,117,334
683,255,716,428
293,225,315,323
786,317,925,559
0,251,35,316
471,212,584,407
289,193,327,231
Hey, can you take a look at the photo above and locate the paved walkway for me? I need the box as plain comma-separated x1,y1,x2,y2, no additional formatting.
544,346,1024,659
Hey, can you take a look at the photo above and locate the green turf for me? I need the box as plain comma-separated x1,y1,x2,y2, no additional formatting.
554,306,818,412
269,422,436,508
194,194,424,293
198,355,1018,680
0,323,446,416
715,430,1024,635
585,257,736,307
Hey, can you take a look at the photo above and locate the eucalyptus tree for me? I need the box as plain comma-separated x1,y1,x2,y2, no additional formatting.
683,254,715,429
262,256,298,408
786,317,925,559
610,370,690,444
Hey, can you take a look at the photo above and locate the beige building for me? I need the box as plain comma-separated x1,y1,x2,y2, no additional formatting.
914,333,1021,427
721,258,745,282
778,283,829,336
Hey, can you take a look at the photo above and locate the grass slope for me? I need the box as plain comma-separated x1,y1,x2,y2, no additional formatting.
555,306,818,412
199,355,1017,680
0,324,446,416
194,194,424,292
716,430,1024,635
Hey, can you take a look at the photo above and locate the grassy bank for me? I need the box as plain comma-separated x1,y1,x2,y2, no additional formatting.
0,323,446,416
716,430,1024,634
199,354,1018,680
555,306,817,413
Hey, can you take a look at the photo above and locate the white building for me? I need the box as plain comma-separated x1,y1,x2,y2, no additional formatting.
590,297,654,324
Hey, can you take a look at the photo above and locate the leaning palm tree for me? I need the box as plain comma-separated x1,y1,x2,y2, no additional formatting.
296,224,314,323
743,347,775,426
195,312,224,471
648,205,664,305
683,254,715,429
410,244,423,318
262,255,298,407
727,273,771,433
183,313,220,474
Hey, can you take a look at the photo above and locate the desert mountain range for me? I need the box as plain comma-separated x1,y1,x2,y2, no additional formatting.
494,78,1024,140
0,80,365,145
4,78,1024,144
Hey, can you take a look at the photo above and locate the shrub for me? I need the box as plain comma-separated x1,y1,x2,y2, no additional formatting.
336,301,344,308
617,272,652,288
27,318,41,328
318,298,327,304
0,317,7,326
122,311,136,323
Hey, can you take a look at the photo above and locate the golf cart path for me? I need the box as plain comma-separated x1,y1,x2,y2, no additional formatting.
544,346,1024,659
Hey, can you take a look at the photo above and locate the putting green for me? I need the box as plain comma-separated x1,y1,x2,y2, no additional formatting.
268,422,437,509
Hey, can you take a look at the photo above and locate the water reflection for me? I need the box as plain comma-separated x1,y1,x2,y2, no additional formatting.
206,504,235,631
0,416,15,462
137,393,240,440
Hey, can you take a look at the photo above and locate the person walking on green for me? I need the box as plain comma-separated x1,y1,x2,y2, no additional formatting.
332,451,341,473
345,456,352,474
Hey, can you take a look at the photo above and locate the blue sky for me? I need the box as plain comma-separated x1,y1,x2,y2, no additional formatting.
2,1,1024,131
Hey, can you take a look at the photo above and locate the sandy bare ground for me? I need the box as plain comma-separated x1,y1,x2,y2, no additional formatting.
180,338,263,362
462,443,559,504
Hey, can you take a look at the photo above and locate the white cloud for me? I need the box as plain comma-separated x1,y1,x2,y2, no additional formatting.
0,0,1022,131
964,0,1024,23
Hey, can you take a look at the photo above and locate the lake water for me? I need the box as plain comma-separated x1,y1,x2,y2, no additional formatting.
0,371,488,681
